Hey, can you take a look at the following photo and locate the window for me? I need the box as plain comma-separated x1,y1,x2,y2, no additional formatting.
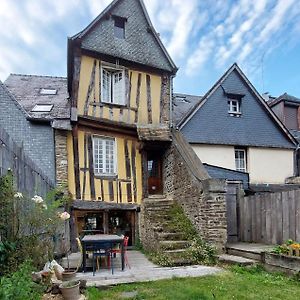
93,136,116,176
31,104,53,112
39,88,57,95
101,66,125,105
235,149,246,172
228,99,241,114
114,17,125,39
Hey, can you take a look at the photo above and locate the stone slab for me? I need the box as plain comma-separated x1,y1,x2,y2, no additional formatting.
71,250,222,287
219,254,257,265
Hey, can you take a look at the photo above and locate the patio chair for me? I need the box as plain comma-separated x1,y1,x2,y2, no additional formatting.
92,242,114,276
110,236,131,269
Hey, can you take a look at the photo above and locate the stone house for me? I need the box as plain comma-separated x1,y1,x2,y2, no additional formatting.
175,63,298,189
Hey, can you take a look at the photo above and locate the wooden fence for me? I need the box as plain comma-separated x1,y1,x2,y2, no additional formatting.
0,127,54,197
239,190,300,244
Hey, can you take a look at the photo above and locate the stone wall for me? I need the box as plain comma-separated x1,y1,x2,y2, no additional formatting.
55,130,68,188
163,141,227,248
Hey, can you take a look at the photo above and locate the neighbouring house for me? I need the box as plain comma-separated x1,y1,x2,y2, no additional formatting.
267,93,300,174
175,63,298,188
3,74,71,186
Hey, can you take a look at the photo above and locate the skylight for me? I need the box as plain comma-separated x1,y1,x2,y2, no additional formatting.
31,104,53,112
40,88,57,95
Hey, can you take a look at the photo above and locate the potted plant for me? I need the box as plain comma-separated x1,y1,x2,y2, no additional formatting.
59,280,81,300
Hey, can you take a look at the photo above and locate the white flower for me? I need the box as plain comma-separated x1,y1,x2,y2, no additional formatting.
32,195,44,204
42,203,47,210
60,211,70,220
14,192,23,199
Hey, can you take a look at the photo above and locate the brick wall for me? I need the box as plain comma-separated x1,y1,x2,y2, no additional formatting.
0,83,55,182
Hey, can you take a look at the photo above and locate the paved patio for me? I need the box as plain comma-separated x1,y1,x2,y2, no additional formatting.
62,250,222,287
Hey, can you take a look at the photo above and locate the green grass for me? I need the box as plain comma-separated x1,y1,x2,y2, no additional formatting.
86,266,300,300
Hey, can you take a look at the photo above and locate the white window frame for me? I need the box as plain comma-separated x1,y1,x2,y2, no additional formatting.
101,64,125,106
228,99,241,115
92,135,117,176
235,148,246,172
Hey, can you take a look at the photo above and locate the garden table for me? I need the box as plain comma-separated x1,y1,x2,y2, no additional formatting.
81,234,124,272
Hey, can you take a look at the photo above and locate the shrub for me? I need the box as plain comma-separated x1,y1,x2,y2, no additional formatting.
0,261,44,300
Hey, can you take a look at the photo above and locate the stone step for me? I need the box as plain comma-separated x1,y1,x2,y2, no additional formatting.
159,240,191,251
143,199,175,206
163,249,189,259
218,254,258,266
157,232,186,241
170,257,194,266
225,243,273,262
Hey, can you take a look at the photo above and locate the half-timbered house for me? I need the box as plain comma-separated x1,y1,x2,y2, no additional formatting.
67,0,177,246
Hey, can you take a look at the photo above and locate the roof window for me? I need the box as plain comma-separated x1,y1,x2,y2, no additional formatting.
31,104,53,112
114,17,126,39
40,88,57,95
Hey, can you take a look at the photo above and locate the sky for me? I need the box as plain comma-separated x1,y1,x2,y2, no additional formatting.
0,0,300,98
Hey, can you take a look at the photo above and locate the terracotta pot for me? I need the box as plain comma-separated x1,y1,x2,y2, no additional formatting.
61,270,76,281
59,280,81,300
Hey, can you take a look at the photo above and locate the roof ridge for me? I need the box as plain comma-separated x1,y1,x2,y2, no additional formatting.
174,92,202,98
9,73,67,79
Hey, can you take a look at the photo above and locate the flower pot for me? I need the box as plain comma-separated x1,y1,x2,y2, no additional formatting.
61,270,76,281
59,280,81,300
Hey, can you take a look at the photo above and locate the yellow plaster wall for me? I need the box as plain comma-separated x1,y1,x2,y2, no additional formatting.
77,56,163,126
67,128,142,203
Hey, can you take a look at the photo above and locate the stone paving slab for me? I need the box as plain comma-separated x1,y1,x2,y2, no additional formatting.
71,250,222,287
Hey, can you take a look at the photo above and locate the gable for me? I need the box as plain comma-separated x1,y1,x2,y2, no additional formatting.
77,0,176,73
181,68,295,149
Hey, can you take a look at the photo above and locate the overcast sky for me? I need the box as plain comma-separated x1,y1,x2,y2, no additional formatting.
0,0,300,97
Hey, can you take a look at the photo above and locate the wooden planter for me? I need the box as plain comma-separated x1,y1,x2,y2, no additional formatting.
263,252,300,275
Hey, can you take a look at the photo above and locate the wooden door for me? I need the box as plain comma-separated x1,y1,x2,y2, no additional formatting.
147,154,163,194
226,182,240,242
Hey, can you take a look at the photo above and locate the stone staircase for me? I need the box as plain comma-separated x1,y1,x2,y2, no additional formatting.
143,197,193,266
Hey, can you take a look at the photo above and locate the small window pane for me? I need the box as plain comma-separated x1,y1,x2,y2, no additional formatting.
93,137,116,176
31,104,53,112
235,149,246,172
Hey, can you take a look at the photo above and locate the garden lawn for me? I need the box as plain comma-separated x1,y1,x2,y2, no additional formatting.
87,266,300,300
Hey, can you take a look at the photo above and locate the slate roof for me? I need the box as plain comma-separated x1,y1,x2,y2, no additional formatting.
203,163,249,190
70,0,177,73
179,64,297,149
268,93,300,107
4,74,70,122
173,93,202,125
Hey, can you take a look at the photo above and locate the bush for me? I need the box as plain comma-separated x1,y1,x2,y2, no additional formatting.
0,172,69,274
0,261,44,300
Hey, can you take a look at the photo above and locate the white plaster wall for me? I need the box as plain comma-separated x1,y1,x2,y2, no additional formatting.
192,144,235,170
192,144,294,184
248,147,294,184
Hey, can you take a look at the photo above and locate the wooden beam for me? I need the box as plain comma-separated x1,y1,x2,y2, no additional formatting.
71,54,81,108
84,60,97,115
146,74,152,124
131,141,137,203
134,73,142,123
72,200,139,211
72,125,81,199
87,134,96,200
81,133,88,200
109,181,114,202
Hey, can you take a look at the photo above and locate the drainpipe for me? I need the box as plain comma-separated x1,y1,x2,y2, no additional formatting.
169,75,175,128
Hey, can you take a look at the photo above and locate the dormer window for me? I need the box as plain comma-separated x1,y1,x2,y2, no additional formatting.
114,17,125,39
228,99,241,115
101,64,125,106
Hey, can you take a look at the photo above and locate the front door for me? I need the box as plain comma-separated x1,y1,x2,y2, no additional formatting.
147,154,163,194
